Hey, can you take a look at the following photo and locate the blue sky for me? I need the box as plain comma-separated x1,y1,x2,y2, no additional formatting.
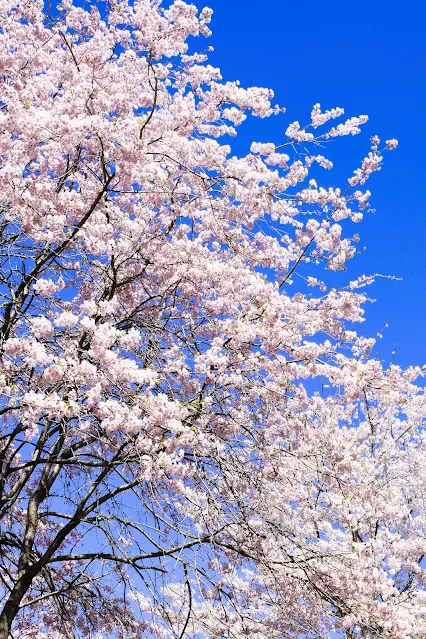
203,0,426,369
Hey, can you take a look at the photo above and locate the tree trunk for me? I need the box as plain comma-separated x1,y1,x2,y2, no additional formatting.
0,578,32,639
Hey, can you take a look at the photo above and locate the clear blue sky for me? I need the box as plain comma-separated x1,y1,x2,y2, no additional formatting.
203,0,425,369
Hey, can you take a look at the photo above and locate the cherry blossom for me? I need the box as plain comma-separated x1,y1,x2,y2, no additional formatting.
0,1,420,638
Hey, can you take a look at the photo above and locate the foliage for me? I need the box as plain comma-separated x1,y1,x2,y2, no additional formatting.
0,1,422,638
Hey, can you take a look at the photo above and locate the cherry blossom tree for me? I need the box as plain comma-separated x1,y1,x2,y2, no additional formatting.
0,1,424,638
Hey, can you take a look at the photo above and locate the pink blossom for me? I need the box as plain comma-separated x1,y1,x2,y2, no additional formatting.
55,311,79,328
33,278,64,296
42,364,64,384
30,316,54,339
386,138,399,150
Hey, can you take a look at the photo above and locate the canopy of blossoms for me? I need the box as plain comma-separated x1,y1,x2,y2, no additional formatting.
0,1,423,638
